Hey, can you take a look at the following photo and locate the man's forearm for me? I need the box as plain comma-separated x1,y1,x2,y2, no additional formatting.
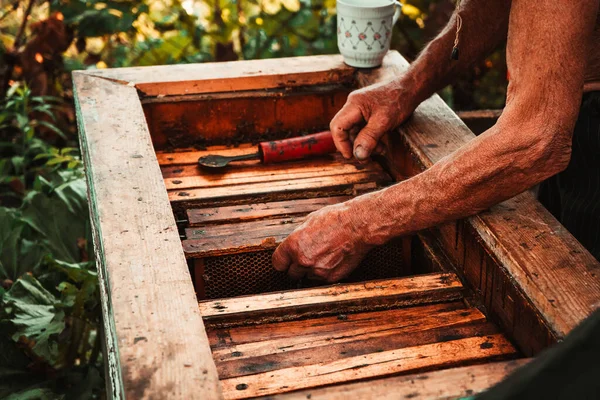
352,111,572,245
351,0,598,245
398,0,511,104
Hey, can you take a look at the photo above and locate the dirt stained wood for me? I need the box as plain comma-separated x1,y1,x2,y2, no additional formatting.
265,359,530,400
73,72,222,399
198,273,464,328
220,334,518,399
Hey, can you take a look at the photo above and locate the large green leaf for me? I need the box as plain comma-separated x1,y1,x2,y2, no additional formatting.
51,260,96,285
20,178,90,264
0,208,46,281
1,275,65,365
53,260,99,314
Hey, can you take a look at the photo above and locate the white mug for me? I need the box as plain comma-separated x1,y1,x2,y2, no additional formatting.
336,0,402,68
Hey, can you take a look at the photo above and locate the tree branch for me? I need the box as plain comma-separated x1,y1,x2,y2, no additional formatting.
2,0,36,97
14,0,36,49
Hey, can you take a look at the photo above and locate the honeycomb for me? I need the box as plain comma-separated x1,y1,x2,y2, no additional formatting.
199,238,408,300
347,238,407,283
202,250,296,299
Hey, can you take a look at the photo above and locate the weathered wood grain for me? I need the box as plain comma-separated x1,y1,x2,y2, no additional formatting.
183,215,306,257
185,215,307,240
434,219,555,355
220,334,518,399
73,73,222,399
207,301,467,348
216,320,499,379
168,171,390,204
198,273,464,327
187,197,350,226
210,303,495,378
266,359,531,400
83,54,355,97
164,157,381,191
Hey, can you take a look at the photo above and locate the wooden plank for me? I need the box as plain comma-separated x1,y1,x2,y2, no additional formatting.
216,320,499,379
187,196,350,226
183,216,306,257
472,194,600,340
164,157,384,191
186,216,306,240
220,334,518,399
360,52,600,343
72,72,222,399
169,171,389,204
160,155,384,179
83,54,355,97
434,220,555,356
207,301,467,348
210,304,495,378
198,273,464,327
267,359,531,400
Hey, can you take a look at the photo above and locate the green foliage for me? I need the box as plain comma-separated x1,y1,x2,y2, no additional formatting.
0,84,74,207
0,85,65,140
47,0,340,70
0,85,102,398
0,208,45,282
2,274,66,364
21,178,90,264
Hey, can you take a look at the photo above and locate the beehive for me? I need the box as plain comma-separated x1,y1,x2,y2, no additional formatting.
73,52,600,399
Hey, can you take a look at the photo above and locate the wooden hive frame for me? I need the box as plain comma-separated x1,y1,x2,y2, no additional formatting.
73,52,600,399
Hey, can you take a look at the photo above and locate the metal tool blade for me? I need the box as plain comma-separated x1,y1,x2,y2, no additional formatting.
197,152,261,168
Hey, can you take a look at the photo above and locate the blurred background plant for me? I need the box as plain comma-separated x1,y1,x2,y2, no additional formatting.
0,0,507,398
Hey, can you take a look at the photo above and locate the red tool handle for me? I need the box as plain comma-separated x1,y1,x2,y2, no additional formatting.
259,130,337,164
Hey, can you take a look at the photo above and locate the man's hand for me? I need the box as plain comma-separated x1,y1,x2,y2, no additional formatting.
330,80,417,162
272,202,373,283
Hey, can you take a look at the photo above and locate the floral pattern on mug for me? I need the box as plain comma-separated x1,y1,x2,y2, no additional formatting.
337,16,391,52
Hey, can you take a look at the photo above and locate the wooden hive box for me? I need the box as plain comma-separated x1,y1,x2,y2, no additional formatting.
73,52,600,400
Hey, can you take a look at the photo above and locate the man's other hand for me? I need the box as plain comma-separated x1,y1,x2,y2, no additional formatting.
272,203,373,283
329,80,416,162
